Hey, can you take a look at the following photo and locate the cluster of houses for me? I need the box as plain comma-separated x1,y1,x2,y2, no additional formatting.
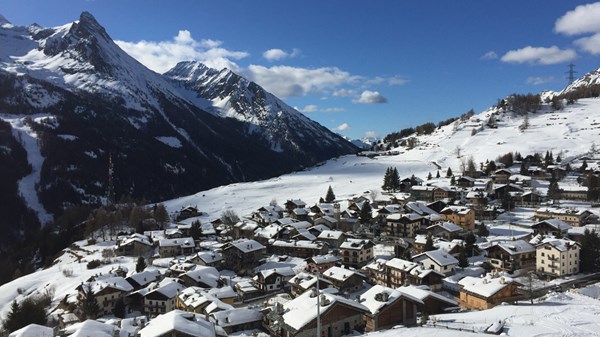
11,156,600,337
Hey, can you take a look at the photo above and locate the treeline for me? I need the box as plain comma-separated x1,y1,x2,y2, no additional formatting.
497,94,541,115
382,109,473,147
557,83,600,104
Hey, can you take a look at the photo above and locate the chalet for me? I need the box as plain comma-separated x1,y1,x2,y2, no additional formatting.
322,266,366,294
405,201,438,216
253,267,295,294
427,222,463,240
536,238,581,277
317,230,346,249
77,277,134,316
466,190,488,206
531,219,572,236
179,266,221,288
253,223,282,246
440,206,475,230
398,285,459,315
404,266,446,291
306,254,341,274
458,275,521,310
288,272,333,298
253,205,284,224
457,176,476,188
337,217,360,233
177,206,201,221
279,221,312,240
385,258,417,288
126,270,162,290
232,220,259,240
210,308,263,335
269,240,328,258
285,199,307,213
493,184,524,200
314,215,338,229
291,207,309,221
412,249,459,276
484,240,536,272
292,229,317,241
339,239,374,268
221,239,266,274
514,190,545,207
264,289,368,337
433,186,456,201
559,185,588,201
143,280,185,317
177,287,236,314
410,185,435,202
534,207,594,226
157,237,195,257
138,310,217,337
385,213,423,238
360,285,423,331
362,259,389,287
115,234,153,257
188,251,223,269
492,169,512,184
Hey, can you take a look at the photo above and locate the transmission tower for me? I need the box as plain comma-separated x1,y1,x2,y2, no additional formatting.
566,63,577,84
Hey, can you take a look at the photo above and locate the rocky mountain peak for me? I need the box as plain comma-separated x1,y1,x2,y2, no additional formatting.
0,13,11,25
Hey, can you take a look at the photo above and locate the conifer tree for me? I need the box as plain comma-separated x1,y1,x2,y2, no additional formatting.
425,234,435,251
436,170,440,178
391,168,401,191
360,200,372,224
427,172,432,180
458,247,469,268
79,283,100,320
446,167,453,177
136,256,147,273
325,185,336,203
382,167,392,191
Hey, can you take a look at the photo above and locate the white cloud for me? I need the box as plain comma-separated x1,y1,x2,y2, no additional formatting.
365,131,379,138
333,89,356,97
336,123,350,131
500,46,576,65
245,65,360,98
555,2,600,36
526,76,555,85
116,30,249,73
298,104,318,113
387,76,409,86
355,90,388,104
322,107,345,113
575,33,600,55
262,48,301,61
481,51,498,60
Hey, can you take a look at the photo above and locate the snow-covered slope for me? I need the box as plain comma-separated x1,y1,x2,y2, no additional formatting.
165,61,357,155
0,12,356,226
561,67,600,95
162,96,600,220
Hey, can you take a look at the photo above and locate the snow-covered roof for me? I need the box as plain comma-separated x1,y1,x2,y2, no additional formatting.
8,324,53,337
147,279,185,299
254,223,281,239
257,266,296,279
318,230,344,240
458,275,515,298
308,254,340,264
538,238,579,252
385,258,418,272
82,276,133,295
126,269,161,287
397,285,458,306
193,251,223,264
323,266,363,281
271,240,324,249
183,266,220,288
487,240,535,255
282,289,368,331
413,249,459,267
158,237,195,247
339,238,372,250
227,239,265,253
210,307,263,327
64,320,119,337
359,284,423,315
428,221,462,233
535,218,572,231
139,310,215,337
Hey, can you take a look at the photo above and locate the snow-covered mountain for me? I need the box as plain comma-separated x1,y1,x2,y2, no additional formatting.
561,67,600,95
165,61,356,156
0,12,356,239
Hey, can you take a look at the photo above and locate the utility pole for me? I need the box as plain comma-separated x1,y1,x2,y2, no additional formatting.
566,63,577,85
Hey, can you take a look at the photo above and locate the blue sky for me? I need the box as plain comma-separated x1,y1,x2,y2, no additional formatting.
3,1,600,139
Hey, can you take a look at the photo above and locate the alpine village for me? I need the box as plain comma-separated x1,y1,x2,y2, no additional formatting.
4,8,600,337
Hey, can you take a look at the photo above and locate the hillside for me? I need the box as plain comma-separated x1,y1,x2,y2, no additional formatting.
162,94,600,220
0,12,356,242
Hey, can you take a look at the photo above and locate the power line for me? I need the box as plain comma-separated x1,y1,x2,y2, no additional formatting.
566,63,577,85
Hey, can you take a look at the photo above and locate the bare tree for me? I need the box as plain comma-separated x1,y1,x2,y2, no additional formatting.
221,210,240,227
